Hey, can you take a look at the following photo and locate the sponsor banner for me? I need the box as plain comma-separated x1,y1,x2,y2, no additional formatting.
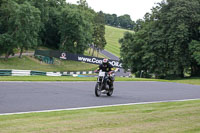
35,50,122,68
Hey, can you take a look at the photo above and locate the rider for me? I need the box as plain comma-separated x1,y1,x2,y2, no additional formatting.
95,58,115,89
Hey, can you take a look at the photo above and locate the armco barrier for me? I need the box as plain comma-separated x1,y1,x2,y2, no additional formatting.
12,70,31,76
30,71,47,76
46,72,62,76
0,70,94,76
0,70,12,76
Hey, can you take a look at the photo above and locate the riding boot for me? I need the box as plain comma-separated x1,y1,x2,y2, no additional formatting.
109,81,113,90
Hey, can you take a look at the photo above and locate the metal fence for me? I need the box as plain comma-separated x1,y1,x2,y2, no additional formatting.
0,69,94,76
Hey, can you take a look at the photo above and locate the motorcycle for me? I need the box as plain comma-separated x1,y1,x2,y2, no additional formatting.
95,70,114,97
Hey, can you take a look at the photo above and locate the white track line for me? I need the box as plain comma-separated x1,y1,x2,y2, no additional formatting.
1,98,200,116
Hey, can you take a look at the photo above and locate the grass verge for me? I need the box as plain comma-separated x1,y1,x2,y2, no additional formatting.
170,77,200,85
0,76,199,86
0,76,97,81
0,100,200,133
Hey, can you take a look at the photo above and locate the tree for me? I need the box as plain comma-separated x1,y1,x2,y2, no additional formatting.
77,0,88,9
1,0,106,60
103,12,135,30
119,32,135,71
120,0,200,78
119,28,152,78
104,14,114,26
134,19,145,32
155,0,200,77
41,0,65,49
118,14,134,29
0,34,15,59
189,40,200,76
0,0,19,60
14,1,41,58
92,11,106,56
112,14,119,27
58,5,93,54
0,0,41,59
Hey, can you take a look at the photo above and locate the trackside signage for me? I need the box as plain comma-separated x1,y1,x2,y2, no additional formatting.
35,50,122,68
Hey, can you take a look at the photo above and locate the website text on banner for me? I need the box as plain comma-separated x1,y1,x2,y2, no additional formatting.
34,50,122,68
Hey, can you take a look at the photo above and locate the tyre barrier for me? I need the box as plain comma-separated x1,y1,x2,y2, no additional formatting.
0,69,94,76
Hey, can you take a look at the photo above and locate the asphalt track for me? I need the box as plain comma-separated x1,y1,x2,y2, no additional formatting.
0,81,200,114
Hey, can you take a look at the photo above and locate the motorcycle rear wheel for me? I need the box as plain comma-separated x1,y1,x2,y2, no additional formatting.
95,83,101,97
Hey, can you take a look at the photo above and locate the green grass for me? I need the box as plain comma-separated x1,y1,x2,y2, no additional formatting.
0,76,97,81
0,76,199,86
0,76,166,82
105,25,134,57
84,48,107,58
1,100,200,133
0,47,107,72
0,56,98,72
170,77,200,85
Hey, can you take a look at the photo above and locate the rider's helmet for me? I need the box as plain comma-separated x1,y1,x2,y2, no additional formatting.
102,58,108,66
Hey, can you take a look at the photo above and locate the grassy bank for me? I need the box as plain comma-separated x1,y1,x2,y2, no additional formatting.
0,56,98,72
84,49,107,58
0,46,107,72
0,100,200,133
105,25,133,57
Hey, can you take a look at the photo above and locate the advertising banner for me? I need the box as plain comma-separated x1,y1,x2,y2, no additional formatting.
35,50,122,68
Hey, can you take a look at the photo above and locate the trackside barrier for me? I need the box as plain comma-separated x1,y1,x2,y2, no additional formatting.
12,70,31,76
46,72,62,76
0,70,94,76
0,70,12,76
0,69,130,77
31,71,47,76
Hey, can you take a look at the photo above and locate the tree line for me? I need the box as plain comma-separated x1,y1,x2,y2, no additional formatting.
0,0,106,60
102,12,135,30
119,0,200,78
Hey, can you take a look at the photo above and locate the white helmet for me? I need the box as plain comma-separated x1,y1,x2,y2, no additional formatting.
102,58,108,65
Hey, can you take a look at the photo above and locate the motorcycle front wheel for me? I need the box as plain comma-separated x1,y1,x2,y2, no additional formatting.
95,83,101,97
107,86,113,96
107,89,113,96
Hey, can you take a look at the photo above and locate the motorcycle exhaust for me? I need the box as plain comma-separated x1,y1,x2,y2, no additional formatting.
101,90,108,94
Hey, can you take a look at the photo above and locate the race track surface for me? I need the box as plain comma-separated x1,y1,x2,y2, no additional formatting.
0,81,200,114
